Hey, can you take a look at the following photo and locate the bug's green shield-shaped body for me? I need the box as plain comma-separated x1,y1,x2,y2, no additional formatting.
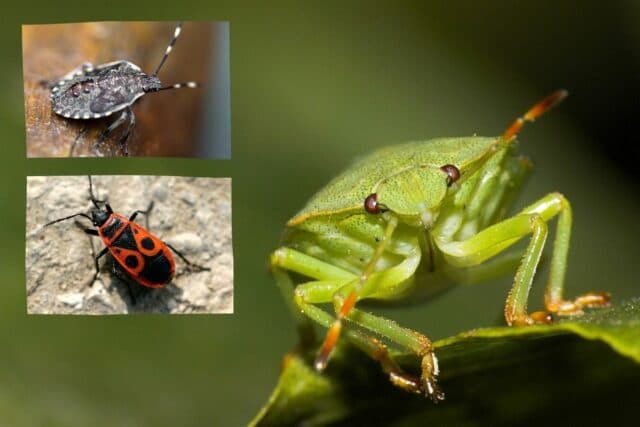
291,137,500,222
285,137,528,293
271,94,611,401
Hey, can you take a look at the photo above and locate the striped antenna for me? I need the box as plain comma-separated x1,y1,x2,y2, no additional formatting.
153,22,183,77
158,81,199,91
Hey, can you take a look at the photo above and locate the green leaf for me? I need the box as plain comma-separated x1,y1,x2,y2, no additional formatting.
251,298,640,426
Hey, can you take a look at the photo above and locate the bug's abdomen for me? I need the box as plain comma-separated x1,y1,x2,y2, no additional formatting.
138,254,175,287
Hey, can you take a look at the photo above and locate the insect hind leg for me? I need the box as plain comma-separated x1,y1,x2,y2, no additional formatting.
167,243,210,273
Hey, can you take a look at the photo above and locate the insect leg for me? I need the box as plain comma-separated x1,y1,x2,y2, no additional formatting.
315,213,399,371
519,193,610,316
442,250,522,285
292,282,432,397
88,245,109,287
272,245,444,400
76,221,107,287
166,243,210,272
118,108,135,156
128,201,154,229
292,273,443,401
93,108,132,156
337,304,443,401
272,247,356,346
68,124,88,157
436,192,609,326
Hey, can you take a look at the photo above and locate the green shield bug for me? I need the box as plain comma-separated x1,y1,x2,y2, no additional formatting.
270,91,611,401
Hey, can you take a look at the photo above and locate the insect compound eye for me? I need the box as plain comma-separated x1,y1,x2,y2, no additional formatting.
440,164,461,187
364,193,385,214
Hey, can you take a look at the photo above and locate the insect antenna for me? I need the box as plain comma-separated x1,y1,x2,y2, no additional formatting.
157,82,199,91
502,90,568,142
150,22,199,92
88,176,107,209
153,22,183,77
44,212,92,227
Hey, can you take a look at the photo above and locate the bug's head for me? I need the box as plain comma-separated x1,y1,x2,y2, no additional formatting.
90,208,110,227
142,75,162,93
364,164,459,228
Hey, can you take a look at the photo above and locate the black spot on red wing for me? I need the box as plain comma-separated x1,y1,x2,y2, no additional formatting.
133,228,139,234
140,254,173,285
125,255,139,268
114,248,121,254
141,237,155,250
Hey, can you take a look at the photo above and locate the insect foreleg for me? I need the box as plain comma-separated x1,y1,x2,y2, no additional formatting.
518,192,610,316
437,192,609,326
442,250,522,286
272,238,444,400
290,277,432,397
316,213,399,371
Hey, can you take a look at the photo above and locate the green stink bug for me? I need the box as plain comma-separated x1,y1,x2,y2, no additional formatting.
270,91,610,401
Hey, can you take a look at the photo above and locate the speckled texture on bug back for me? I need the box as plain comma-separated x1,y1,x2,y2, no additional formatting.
50,60,161,119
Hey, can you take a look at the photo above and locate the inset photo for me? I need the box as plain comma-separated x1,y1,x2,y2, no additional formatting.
23,21,230,158
26,176,233,314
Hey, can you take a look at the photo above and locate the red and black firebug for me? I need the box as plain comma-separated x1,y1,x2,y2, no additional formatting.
44,176,209,302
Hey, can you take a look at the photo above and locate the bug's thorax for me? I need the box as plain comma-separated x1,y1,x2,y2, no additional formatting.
96,212,128,244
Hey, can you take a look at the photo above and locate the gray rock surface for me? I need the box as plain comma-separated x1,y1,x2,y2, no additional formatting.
26,176,233,314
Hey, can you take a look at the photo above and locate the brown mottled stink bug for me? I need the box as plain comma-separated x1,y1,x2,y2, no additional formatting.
46,22,198,156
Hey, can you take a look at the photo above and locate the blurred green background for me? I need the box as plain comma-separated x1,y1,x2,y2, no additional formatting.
1,1,639,426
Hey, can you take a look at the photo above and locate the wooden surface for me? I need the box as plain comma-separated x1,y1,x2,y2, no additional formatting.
23,22,213,157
